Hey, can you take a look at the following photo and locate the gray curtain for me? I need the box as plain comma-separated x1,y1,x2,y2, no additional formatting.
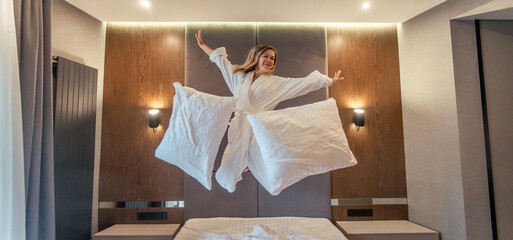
13,0,56,239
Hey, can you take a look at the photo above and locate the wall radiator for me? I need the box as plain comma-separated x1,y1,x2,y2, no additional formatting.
53,57,97,240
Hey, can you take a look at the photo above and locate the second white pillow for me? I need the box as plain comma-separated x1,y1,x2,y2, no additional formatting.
247,98,357,195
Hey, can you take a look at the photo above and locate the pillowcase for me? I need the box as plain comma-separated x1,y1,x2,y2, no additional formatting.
247,98,357,195
155,82,237,190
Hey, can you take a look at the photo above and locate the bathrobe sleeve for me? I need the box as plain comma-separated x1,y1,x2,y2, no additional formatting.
209,47,242,96
272,70,333,102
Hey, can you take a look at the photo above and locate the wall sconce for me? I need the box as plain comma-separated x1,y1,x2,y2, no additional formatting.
149,109,160,132
353,109,365,131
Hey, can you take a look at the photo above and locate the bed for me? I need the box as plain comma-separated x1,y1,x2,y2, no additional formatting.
177,170,346,239
174,216,347,240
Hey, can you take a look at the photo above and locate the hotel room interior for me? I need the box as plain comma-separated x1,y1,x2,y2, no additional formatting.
3,0,512,239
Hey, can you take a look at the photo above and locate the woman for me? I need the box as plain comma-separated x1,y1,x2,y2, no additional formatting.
195,30,344,194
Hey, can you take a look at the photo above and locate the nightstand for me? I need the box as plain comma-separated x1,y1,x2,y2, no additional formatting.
92,224,180,240
336,220,439,240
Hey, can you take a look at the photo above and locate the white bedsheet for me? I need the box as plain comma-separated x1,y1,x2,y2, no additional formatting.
174,217,347,240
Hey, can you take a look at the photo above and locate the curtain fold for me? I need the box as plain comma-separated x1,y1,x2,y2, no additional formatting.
13,0,56,239
0,0,26,239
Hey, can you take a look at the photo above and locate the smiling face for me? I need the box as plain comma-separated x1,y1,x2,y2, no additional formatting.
256,49,276,71
233,45,277,75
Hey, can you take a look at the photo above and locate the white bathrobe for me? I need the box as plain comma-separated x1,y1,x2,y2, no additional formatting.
209,47,333,194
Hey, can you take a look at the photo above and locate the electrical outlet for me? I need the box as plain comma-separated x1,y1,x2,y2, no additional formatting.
347,209,373,217
137,212,167,220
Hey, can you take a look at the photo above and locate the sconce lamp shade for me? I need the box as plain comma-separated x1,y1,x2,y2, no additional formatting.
149,109,160,130
353,109,365,131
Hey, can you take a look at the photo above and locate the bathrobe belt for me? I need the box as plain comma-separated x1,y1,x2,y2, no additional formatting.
230,108,254,168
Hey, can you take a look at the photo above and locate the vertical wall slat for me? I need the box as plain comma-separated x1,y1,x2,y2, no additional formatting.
78,64,86,238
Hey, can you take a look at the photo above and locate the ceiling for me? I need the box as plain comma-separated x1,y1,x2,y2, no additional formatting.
455,0,513,20
65,0,447,23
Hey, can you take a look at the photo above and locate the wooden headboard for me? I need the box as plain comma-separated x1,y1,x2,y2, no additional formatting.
184,23,331,220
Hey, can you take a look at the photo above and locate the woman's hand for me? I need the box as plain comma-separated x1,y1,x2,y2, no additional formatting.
195,30,213,56
331,70,344,83
195,30,205,47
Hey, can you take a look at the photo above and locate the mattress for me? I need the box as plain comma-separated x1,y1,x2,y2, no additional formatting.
174,217,348,240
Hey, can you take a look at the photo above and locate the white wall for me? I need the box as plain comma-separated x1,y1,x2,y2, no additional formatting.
51,0,106,235
479,20,513,239
450,19,493,240
397,0,494,239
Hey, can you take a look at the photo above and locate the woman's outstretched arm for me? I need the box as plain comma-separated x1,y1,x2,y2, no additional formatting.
269,69,345,103
195,30,214,56
195,30,242,95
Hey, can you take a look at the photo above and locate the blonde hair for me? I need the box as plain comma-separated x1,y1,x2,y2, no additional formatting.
232,45,277,75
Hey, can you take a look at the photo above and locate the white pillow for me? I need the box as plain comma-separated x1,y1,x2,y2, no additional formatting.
155,82,237,190
247,98,357,195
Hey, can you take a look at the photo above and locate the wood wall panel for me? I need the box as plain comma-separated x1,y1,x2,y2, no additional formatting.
100,23,407,224
328,24,406,199
332,205,408,221
98,208,184,231
100,23,185,202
